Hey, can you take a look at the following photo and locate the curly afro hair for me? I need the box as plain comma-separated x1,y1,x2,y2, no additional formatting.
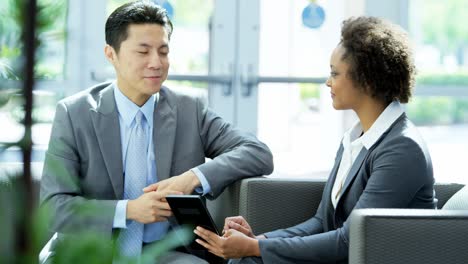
340,16,416,104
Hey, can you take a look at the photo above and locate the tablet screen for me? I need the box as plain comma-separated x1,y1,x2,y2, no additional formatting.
166,195,220,251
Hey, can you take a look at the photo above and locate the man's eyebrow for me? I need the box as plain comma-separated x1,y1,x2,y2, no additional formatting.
138,43,151,48
136,43,169,49
159,44,169,49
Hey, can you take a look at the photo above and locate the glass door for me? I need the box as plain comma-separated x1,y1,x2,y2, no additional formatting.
254,0,359,178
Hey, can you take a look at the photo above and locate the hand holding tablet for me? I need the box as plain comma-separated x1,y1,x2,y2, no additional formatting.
166,195,220,234
166,195,221,253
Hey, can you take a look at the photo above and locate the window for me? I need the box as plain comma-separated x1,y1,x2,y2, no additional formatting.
0,0,68,170
407,0,468,183
0,0,67,80
257,0,350,178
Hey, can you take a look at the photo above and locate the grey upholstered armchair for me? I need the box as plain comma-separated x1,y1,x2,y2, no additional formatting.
349,185,468,264
208,177,467,264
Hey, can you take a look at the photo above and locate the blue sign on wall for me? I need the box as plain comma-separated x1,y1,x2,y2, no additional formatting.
302,3,325,29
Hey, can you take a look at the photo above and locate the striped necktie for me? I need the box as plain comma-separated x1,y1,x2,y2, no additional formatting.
118,110,147,257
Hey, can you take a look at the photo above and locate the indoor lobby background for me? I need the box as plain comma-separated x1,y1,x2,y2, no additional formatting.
1,0,467,185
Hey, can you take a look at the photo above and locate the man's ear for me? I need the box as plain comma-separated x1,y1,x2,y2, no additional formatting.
104,44,116,63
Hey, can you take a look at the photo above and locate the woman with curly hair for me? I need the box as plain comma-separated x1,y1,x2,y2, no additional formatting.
194,16,436,264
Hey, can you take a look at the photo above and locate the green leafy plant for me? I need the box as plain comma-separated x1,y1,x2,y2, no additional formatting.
0,180,194,263
0,0,66,80
0,59,18,79
50,224,194,264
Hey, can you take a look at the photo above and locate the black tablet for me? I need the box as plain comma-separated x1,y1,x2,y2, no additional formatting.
166,194,220,250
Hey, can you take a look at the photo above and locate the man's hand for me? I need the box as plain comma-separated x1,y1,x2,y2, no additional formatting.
143,170,201,195
194,227,261,259
127,190,182,224
223,216,255,238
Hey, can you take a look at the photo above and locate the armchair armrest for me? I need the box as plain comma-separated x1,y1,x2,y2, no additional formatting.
349,208,468,264
207,177,326,235
237,177,326,234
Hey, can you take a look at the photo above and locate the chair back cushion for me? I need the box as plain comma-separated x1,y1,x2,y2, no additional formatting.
434,183,464,208
442,185,468,210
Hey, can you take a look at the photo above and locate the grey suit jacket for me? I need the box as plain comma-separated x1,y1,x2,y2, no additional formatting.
40,82,273,238
258,114,435,264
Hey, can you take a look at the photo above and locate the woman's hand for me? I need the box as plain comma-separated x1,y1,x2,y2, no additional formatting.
223,216,255,238
194,226,260,259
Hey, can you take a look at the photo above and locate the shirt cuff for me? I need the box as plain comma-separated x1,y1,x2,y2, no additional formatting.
191,167,212,195
113,200,128,228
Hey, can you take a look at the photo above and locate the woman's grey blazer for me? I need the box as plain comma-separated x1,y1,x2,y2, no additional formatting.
258,113,436,264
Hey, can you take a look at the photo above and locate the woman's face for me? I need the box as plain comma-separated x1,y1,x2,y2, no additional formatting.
326,44,365,111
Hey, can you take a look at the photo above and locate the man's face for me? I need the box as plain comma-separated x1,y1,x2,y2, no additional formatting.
105,23,170,106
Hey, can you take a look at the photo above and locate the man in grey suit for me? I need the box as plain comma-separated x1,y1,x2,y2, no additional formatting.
39,1,273,263
193,16,436,264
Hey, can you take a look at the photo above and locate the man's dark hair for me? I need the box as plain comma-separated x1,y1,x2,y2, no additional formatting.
340,16,416,104
105,0,173,53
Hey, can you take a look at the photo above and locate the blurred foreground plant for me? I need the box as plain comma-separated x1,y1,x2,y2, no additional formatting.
51,223,194,264
0,175,194,263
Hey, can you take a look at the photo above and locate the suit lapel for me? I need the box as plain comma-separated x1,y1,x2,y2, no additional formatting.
336,114,404,203
337,114,406,202
322,145,344,209
327,145,344,192
320,145,344,229
325,146,343,195
338,148,368,203
153,88,177,181
90,85,124,198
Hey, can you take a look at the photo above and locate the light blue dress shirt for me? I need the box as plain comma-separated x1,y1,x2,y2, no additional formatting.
112,83,211,243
